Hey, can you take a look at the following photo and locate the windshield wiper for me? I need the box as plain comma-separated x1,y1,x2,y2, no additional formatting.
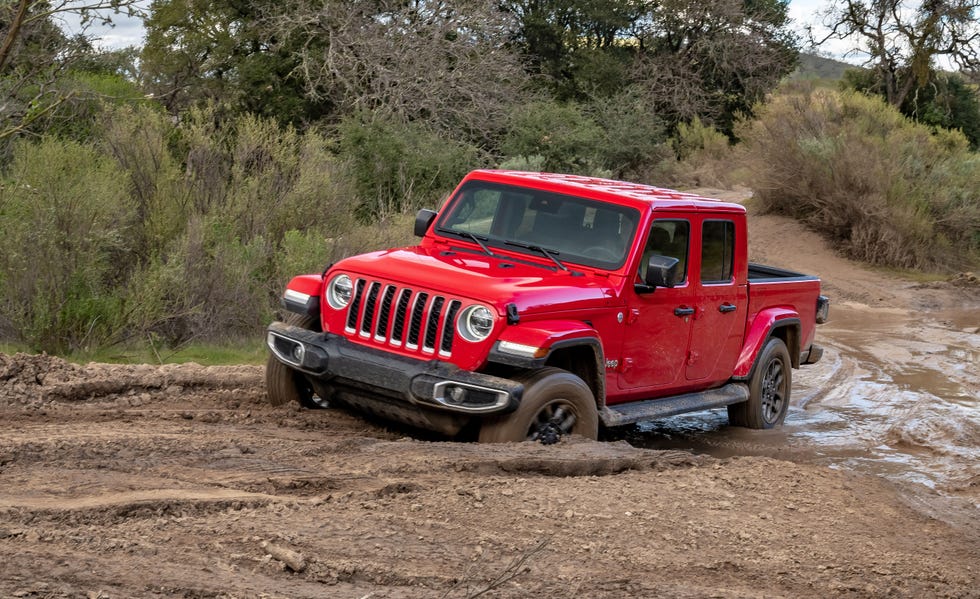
437,228,494,256
504,240,568,271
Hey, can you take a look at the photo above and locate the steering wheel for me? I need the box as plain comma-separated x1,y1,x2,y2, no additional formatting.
583,246,619,261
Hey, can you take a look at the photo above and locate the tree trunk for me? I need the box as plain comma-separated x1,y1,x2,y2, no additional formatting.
0,0,31,72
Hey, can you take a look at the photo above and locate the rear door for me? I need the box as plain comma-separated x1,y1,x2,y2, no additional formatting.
685,216,747,382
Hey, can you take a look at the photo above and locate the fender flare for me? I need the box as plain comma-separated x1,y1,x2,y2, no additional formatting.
732,308,800,381
282,274,325,319
488,320,606,405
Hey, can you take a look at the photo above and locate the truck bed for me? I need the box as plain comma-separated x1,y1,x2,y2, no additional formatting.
746,262,822,359
747,262,819,282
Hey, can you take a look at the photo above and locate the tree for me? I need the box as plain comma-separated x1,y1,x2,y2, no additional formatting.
269,0,531,146
844,67,980,148
140,0,321,125
0,0,142,144
500,0,645,99
501,0,799,135
633,0,799,134
815,0,980,108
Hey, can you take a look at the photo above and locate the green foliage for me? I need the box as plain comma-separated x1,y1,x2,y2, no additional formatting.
658,117,741,187
73,339,268,366
338,114,482,219
498,155,548,171
0,138,134,352
0,5,143,148
101,104,187,258
902,75,980,150
140,0,333,125
741,88,980,271
673,118,729,162
506,0,798,134
843,70,980,150
501,95,671,180
115,108,360,344
502,100,604,174
587,89,671,180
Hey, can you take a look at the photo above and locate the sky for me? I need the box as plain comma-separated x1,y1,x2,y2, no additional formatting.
61,0,859,62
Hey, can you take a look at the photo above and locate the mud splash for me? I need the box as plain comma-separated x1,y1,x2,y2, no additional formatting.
626,302,980,498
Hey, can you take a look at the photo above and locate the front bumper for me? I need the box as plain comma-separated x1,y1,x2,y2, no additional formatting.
266,321,523,416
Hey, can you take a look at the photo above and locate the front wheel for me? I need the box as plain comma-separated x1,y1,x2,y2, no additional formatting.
479,368,599,444
266,313,329,409
728,337,791,429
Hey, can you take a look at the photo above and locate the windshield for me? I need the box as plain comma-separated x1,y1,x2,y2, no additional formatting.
436,180,640,269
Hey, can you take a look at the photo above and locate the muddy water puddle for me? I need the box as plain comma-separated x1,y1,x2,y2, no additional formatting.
625,303,979,497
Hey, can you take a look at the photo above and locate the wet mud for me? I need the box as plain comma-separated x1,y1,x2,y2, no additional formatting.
626,303,979,496
2,350,978,598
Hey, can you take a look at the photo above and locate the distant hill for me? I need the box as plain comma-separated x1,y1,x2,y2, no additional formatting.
791,53,864,81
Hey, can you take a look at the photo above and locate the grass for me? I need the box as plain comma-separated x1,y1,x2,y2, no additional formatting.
872,266,956,284
1,338,268,366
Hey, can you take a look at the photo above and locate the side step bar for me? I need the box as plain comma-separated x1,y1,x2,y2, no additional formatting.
599,383,750,427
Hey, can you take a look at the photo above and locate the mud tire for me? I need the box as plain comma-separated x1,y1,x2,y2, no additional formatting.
728,337,791,429
478,367,599,443
265,313,328,409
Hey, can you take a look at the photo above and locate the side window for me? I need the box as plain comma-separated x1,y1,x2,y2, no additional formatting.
641,219,689,282
701,220,735,283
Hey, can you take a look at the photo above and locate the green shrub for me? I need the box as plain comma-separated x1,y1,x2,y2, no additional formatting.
26,71,149,144
101,104,188,260
673,117,729,162
0,137,134,352
498,155,547,171
0,106,462,353
126,215,276,345
502,100,605,174
740,88,980,270
587,90,672,181
338,113,482,220
842,69,980,150
661,117,741,187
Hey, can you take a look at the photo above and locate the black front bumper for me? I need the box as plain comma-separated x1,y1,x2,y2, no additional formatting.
266,321,523,421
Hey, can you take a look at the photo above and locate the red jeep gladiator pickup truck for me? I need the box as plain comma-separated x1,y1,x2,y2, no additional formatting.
266,170,828,443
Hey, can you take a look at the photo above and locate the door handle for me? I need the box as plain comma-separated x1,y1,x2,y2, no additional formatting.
673,306,695,317
719,303,737,313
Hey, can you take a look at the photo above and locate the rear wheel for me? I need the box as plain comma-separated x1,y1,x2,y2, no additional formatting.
266,313,329,409
728,337,791,429
479,368,598,443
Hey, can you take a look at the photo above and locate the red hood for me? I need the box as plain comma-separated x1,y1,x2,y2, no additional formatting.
334,246,618,316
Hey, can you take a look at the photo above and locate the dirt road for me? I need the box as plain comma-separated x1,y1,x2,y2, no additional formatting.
1,201,978,598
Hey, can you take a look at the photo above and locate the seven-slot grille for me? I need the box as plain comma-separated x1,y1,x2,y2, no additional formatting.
343,279,463,357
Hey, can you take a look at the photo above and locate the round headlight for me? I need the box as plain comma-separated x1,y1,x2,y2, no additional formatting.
457,305,494,342
326,274,353,309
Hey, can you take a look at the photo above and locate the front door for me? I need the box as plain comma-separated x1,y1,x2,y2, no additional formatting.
616,217,695,398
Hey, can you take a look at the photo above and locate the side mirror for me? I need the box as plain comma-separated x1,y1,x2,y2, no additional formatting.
644,255,680,289
414,209,437,237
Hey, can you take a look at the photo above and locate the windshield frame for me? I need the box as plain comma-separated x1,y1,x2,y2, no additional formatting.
434,180,641,271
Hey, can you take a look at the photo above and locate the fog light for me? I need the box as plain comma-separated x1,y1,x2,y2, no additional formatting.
444,385,467,405
292,343,306,364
